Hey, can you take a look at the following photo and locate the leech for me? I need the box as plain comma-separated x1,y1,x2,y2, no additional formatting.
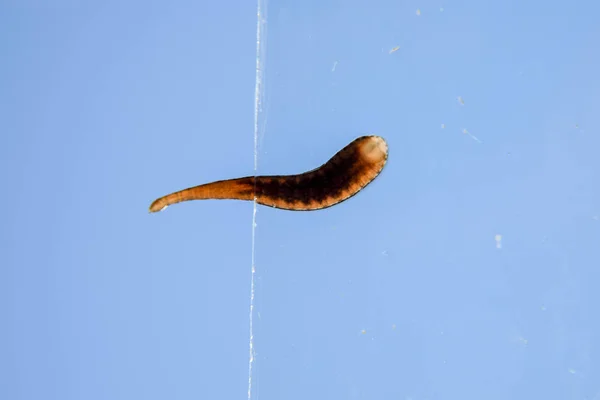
149,135,388,212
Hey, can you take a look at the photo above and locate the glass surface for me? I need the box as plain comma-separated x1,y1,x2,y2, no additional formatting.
1,1,599,399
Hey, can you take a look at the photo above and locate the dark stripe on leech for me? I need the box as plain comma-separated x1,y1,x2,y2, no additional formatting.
255,142,360,205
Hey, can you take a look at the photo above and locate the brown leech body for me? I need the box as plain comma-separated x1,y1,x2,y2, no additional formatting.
149,135,388,212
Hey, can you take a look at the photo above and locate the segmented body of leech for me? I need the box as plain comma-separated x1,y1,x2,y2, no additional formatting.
149,135,388,212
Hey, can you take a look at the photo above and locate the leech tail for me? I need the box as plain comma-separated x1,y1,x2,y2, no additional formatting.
148,177,255,213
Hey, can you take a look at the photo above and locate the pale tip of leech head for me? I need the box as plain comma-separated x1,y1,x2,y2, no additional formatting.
148,201,168,213
361,136,388,164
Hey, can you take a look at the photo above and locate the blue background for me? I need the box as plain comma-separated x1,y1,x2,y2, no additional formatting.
2,1,599,399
